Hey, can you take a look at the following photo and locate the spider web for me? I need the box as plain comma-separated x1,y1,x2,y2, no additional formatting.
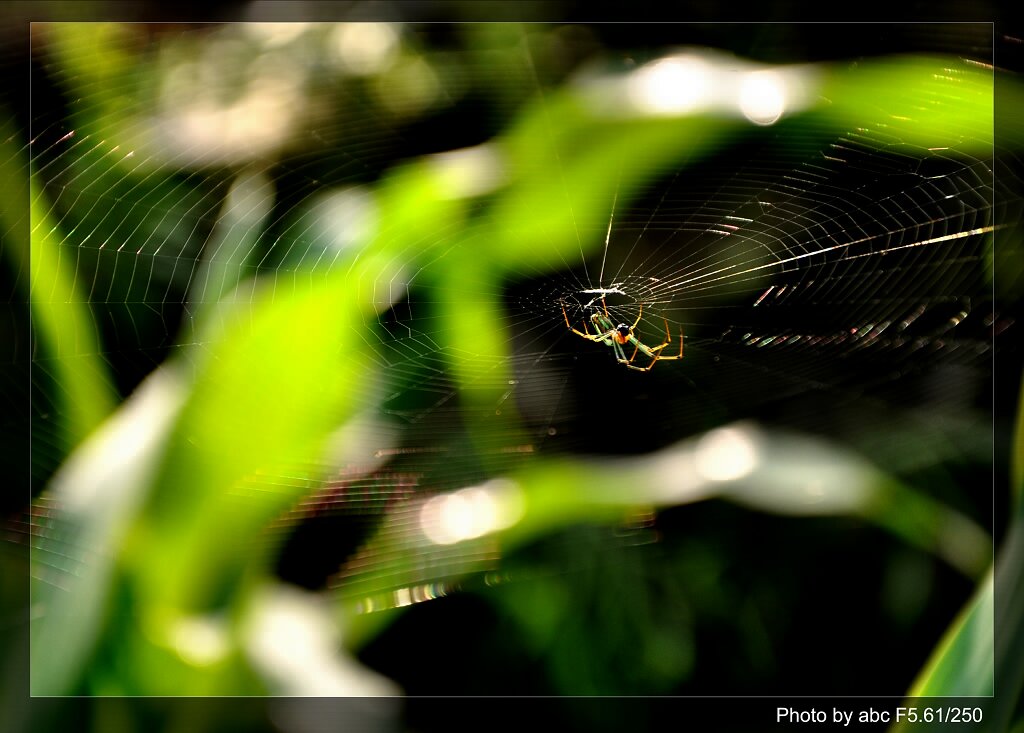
24,21,1000,695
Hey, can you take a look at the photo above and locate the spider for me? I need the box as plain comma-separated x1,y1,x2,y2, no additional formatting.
561,296,683,372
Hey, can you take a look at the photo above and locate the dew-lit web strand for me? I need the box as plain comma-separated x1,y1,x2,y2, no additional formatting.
606,168,722,309
610,123,991,316
43,139,158,309
598,186,617,288
585,140,850,326
30,73,237,287
37,125,231,311
177,163,281,301
569,201,983,364
517,25,593,300
652,224,995,299
622,145,991,311
43,27,412,330
642,200,979,305
604,149,784,313
37,131,229,366
641,167,884,301
118,157,226,306
600,171,697,325
640,157,992,304
635,153,807,284
76,147,218,310
658,250,984,309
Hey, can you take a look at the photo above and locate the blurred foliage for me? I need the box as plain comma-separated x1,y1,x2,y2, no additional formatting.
2,16,1018,733
896,377,1024,730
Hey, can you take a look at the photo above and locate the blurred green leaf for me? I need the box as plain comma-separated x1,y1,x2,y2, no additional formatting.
904,568,994,698
30,367,186,695
0,116,117,451
820,56,993,152
494,101,737,272
342,424,990,661
894,373,1024,728
134,273,370,613
989,516,1024,732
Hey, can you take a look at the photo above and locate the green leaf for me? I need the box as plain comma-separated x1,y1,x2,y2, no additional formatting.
0,114,117,450
894,373,1024,729
905,568,994,698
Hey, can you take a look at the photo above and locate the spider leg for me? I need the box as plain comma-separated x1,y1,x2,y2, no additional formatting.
623,320,685,371
631,303,643,331
632,324,671,357
563,303,604,341
624,360,657,372
636,318,677,354
651,321,684,360
645,326,686,369
613,339,629,364
561,303,574,330
622,335,653,366
659,318,684,358
625,345,666,371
